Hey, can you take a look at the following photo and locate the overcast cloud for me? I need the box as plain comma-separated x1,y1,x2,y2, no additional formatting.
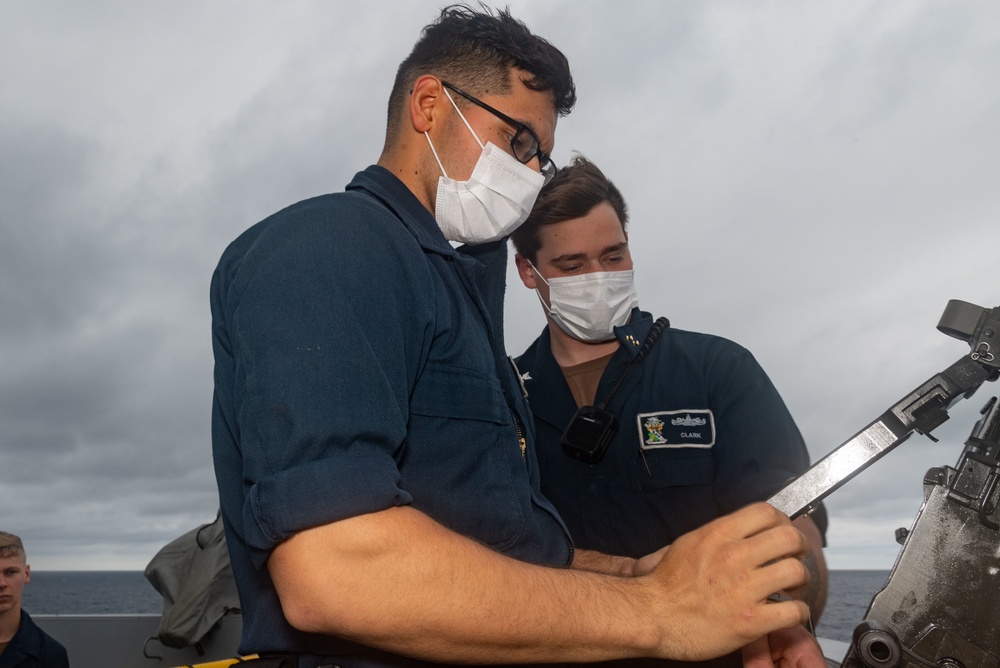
1,1,998,572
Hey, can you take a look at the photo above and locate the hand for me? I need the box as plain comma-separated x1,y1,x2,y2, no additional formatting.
641,502,812,661
633,544,670,577
741,625,826,668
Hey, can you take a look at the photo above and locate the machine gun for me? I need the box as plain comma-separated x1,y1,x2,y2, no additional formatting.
767,300,1000,668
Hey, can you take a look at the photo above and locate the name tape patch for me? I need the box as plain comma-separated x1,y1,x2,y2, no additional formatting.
637,409,715,450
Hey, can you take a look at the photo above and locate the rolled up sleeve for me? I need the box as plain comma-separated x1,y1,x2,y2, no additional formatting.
217,205,431,569
242,450,411,569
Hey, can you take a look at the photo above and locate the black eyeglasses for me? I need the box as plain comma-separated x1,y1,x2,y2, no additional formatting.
442,81,556,184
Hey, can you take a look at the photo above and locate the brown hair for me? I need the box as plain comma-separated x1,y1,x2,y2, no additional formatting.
0,531,25,560
511,155,628,263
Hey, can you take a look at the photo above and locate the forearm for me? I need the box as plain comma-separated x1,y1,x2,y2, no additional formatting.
270,506,658,663
270,502,813,664
573,546,672,578
571,548,637,576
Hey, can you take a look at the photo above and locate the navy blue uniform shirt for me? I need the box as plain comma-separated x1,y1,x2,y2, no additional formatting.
211,165,571,666
516,310,825,668
0,611,69,668
516,309,823,559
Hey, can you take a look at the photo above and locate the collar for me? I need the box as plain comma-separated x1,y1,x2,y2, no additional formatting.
612,308,655,361
1,610,42,660
345,165,506,264
518,308,656,428
345,165,509,351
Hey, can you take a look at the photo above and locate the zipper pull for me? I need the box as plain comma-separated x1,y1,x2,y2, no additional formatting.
514,415,527,460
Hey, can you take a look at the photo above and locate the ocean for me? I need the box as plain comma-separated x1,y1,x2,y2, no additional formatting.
22,569,889,644
815,570,889,642
22,571,163,616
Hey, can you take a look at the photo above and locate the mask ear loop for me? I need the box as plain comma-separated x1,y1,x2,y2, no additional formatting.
442,87,485,150
423,86,486,180
424,132,449,178
526,259,555,315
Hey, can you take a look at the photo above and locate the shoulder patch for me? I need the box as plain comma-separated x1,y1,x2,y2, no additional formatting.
636,409,715,449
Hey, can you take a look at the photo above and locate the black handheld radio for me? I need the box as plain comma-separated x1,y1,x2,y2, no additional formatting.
561,317,669,464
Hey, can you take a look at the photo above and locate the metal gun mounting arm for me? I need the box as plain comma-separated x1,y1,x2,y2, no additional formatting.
768,300,1000,519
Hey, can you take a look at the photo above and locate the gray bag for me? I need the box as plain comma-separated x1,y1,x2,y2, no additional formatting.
144,511,241,649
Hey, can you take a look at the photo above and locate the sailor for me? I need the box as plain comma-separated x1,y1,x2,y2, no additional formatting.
211,6,822,667
0,532,69,668
512,156,828,666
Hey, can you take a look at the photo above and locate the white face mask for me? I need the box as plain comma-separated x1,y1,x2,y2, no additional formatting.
530,262,640,342
424,88,544,244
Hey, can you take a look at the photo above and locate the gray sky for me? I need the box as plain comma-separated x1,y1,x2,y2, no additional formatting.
1,1,997,571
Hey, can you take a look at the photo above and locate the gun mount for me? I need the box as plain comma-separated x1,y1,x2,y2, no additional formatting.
767,300,1000,668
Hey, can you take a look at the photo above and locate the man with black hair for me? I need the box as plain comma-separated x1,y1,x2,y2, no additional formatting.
512,156,828,667
212,6,821,667
0,532,69,668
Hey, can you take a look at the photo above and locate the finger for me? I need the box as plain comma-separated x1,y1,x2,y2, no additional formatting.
796,639,829,668
741,635,774,668
744,556,810,604
735,523,810,570
786,635,827,668
756,598,811,633
634,544,671,577
707,502,793,543
750,626,827,668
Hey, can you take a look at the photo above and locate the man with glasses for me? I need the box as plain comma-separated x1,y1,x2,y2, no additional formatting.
211,6,821,667
441,81,557,182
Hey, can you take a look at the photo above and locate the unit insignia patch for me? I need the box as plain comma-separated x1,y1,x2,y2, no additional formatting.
636,409,715,449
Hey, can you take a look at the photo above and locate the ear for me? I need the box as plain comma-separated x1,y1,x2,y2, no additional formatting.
514,252,538,289
24,563,30,583
408,75,445,134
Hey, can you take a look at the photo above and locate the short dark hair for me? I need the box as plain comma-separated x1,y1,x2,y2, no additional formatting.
511,155,628,264
385,4,576,146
